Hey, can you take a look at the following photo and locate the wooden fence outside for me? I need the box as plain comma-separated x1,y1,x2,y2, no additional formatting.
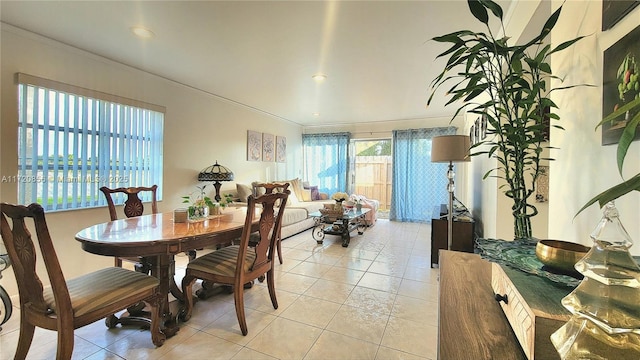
353,156,392,210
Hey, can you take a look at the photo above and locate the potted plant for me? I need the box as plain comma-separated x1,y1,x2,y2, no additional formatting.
428,0,585,239
182,185,214,220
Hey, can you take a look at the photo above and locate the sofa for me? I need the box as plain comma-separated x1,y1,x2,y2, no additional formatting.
233,178,334,239
232,178,380,239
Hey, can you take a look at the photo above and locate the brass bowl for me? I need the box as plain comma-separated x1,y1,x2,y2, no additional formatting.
535,240,590,274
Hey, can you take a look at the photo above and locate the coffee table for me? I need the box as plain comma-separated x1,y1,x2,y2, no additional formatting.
309,208,370,247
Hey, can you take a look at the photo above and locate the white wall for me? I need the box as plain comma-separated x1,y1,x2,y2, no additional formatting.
549,1,640,252
0,24,303,297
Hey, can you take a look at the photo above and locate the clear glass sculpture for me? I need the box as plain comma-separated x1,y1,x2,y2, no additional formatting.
551,202,640,359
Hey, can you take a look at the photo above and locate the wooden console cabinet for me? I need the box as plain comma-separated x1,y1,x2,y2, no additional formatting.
439,251,526,359
431,206,475,267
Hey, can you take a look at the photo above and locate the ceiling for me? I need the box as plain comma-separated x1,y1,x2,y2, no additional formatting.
1,0,516,127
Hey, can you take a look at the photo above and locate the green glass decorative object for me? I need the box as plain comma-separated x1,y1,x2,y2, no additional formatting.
551,202,640,358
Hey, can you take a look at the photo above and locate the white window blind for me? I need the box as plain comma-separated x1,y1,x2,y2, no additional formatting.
16,73,164,211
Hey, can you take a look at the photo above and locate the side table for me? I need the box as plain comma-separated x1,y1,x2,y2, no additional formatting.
431,206,475,267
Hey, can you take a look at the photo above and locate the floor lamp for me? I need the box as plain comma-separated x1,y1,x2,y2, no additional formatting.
431,135,470,250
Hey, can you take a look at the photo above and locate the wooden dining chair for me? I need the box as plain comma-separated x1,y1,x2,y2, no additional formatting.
250,182,289,265
99,185,159,269
0,203,166,359
180,190,289,335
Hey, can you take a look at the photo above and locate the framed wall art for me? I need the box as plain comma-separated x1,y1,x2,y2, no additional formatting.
602,24,640,145
276,136,286,163
469,125,475,145
262,133,274,162
247,130,262,161
602,0,639,31
481,113,487,140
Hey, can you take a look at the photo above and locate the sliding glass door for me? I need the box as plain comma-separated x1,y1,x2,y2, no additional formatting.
350,139,391,211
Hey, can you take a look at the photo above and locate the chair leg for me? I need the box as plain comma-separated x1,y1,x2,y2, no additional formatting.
266,269,278,310
56,324,74,360
114,257,123,267
233,283,248,336
15,319,35,360
180,275,196,322
276,237,283,265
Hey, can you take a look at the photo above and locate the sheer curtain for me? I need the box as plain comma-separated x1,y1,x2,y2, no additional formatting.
302,132,350,195
391,127,456,222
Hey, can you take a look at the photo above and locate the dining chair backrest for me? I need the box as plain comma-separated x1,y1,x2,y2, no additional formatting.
251,182,289,208
100,185,159,268
1,203,66,319
0,202,166,358
241,190,290,270
100,185,158,221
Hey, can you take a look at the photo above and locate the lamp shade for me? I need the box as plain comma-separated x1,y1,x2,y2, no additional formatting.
431,135,471,163
198,161,234,182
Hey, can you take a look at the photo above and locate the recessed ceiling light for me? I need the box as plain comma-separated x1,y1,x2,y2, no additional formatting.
313,112,320,117
312,74,327,83
131,26,155,39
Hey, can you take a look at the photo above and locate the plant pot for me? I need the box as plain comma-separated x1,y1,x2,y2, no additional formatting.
188,204,209,220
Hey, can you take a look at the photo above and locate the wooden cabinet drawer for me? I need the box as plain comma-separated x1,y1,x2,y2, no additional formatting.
491,263,572,360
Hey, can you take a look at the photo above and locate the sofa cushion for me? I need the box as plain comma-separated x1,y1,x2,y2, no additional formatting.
280,207,309,227
236,183,253,203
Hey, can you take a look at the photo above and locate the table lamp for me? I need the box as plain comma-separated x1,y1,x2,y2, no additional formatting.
198,161,234,201
431,135,470,250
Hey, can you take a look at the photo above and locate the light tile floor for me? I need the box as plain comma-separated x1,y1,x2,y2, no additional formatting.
0,219,439,360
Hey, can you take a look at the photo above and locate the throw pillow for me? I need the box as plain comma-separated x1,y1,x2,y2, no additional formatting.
288,178,305,202
236,183,252,203
301,189,312,202
306,185,320,201
251,181,266,197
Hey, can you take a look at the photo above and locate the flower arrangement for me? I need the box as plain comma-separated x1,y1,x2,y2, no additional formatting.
331,192,349,202
182,185,214,219
350,194,365,204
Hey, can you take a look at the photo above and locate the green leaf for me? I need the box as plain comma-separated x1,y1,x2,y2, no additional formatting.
616,110,640,175
540,5,562,37
468,0,489,24
480,0,503,20
575,173,640,216
549,36,588,55
597,97,640,127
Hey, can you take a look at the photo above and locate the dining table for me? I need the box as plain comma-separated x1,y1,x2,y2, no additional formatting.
74,207,259,338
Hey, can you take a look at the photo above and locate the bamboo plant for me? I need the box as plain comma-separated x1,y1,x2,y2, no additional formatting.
428,0,585,239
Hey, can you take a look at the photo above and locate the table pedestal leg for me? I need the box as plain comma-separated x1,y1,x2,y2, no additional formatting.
105,255,180,338
151,255,180,338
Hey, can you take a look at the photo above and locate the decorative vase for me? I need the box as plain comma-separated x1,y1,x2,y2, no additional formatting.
188,203,209,220
550,201,640,358
356,203,362,212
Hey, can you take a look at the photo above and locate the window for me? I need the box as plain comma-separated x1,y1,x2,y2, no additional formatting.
302,132,350,195
16,73,164,211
